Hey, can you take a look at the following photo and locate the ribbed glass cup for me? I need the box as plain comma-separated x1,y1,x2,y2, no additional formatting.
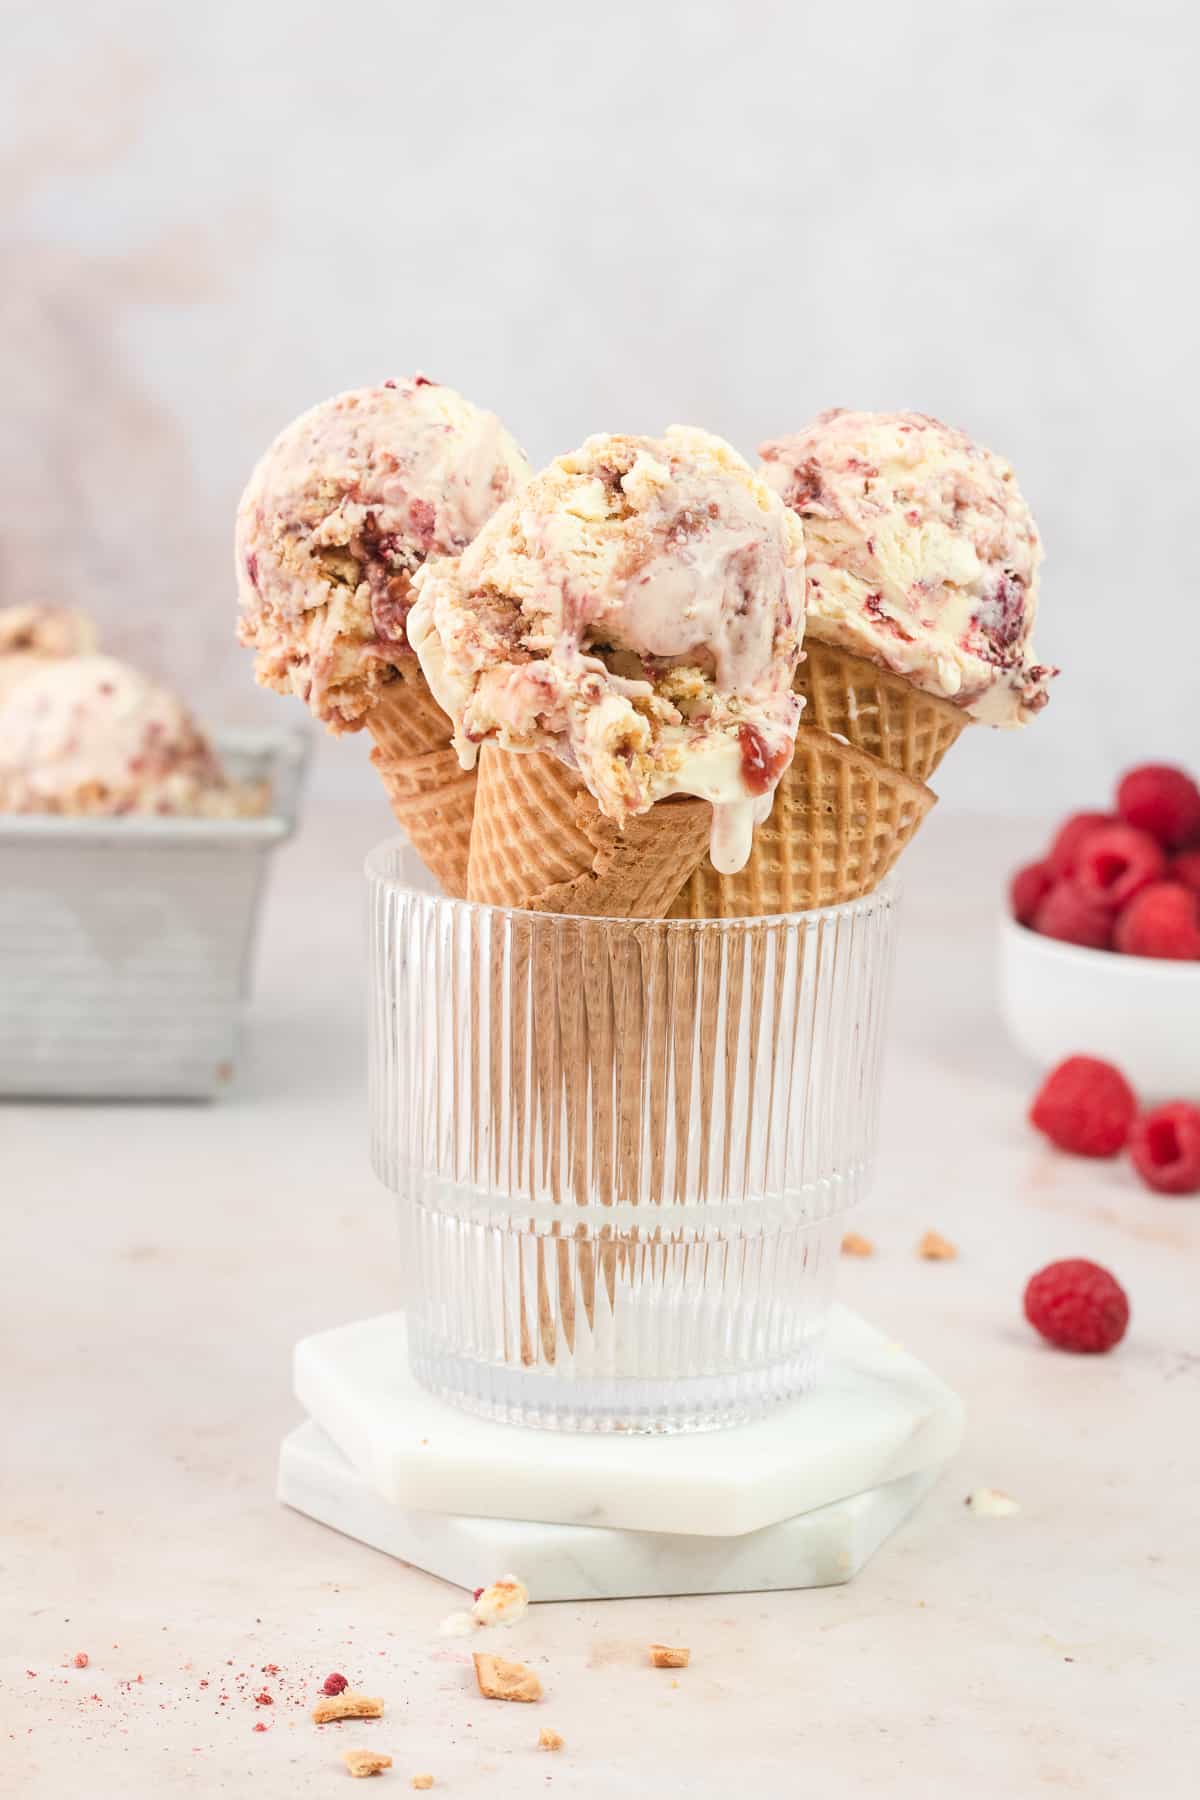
368,840,897,1433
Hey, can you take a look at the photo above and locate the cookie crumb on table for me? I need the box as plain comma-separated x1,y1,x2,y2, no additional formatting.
343,1749,392,1778
841,1231,875,1257
965,1487,1021,1517
473,1653,542,1703
411,1776,434,1790
648,1644,690,1669
314,1692,385,1724
538,1728,564,1751
917,1230,957,1261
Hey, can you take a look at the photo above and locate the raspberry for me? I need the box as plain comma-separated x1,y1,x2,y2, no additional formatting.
1046,811,1114,877
1170,848,1200,895
321,1672,349,1696
1023,1259,1129,1353
1029,1055,1137,1157
1128,1102,1200,1195
1116,764,1200,849
1072,824,1165,912
1009,859,1053,926
1113,882,1200,959
1030,880,1113,950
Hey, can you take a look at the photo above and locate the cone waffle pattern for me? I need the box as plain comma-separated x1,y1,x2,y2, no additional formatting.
794,640,966,784
670,731,935,918
468,744,710,918
367,659,474,899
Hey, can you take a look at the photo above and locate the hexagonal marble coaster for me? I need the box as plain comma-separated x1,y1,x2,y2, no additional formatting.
279,1420,945,1599
293,1306,963,1539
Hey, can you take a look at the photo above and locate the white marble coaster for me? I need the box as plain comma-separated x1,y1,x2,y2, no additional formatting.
279,1419,945,1599
293,1306,963,1538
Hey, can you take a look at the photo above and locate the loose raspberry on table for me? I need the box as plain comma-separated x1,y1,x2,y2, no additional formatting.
321,1672,349,1696
1031,881,1113,950
1128,1102,1200,1195
1029,1056,1137,1157
1024,1259,1129,1353
1113,882,1200,959
1117,764,1200,849
1170,848,1200,896
1010,859,1054,926
1046,812,1115,878
1072,824,1166,912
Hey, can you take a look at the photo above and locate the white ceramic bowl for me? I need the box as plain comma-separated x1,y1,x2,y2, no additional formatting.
999,916,1200,1100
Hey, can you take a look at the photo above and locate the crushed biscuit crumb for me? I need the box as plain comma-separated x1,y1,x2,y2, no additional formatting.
538,1728,564,1752
917,1230,957,1261
473,1652,542,1703
649,1644,690,1669
411,1776,434,1790
841,1231,875,1257
314,1691,385,1724
343,1748,392,1778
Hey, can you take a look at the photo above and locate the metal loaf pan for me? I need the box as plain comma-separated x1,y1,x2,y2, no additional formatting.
0,728,309,1100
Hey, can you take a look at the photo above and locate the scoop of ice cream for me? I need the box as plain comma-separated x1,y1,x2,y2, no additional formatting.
409,427,806,873
760,410,1053,724
0,654,259,817
236,378,531,732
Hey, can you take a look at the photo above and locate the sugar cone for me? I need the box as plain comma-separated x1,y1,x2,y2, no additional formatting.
794,640,966,784
367,657,475,899
670,731,935,918
468,744,711,919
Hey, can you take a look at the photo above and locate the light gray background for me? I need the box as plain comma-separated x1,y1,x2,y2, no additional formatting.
4,0,1196,809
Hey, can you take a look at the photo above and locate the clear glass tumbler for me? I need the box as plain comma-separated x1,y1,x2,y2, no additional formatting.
368,840,897,1433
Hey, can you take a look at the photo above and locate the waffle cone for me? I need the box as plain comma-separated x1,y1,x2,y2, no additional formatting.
670,731,935,918
367,660,474,898
365,655,458,760
795,640,966,784
468,744,711,918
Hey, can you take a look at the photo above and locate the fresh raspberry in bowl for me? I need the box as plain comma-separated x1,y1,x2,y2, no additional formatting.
1030,881,1113,950
1116,764,1200,849
1072,824,1166,913
1045,811,1115,878
1113,882,1200,960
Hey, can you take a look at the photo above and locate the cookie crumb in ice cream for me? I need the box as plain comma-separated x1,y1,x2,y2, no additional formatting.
538,1728,564,1752
965,1488,1021,1517
473,1653,542,1703
841,1231,875,1257
917,1230,958,1261
313,1692,385,1724
648,1644,690,1669
343,1748,393,1778
472,1574,529,1627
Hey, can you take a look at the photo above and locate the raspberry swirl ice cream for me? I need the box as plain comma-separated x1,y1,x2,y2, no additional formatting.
236,379,530,731
409,427,806,873
0,654,260,817
760,410,1054,725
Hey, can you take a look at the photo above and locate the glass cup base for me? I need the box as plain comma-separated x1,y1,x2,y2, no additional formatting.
408,1329,827,1435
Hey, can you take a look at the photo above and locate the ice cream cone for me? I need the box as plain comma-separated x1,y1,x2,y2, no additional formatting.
467,743,712,919
669,730,935,918
367,658,475,899
794,640,967,784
